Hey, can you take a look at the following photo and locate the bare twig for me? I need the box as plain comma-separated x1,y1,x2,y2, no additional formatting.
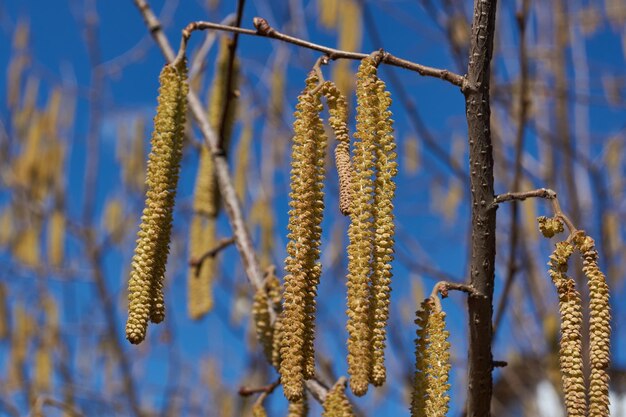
31,395,84,417
172,18,466,88
238,378,281,397
493,188,577,233
189,236,236,269
430,280,477,299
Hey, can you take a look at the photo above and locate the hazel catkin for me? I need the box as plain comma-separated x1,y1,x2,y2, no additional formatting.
322,378,355,417
411,298,451,417
280,71,327,401
547,240,586,417
125,61,188,344
573,233,611,417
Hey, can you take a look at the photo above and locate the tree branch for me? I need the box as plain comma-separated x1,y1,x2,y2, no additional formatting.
464,0,499,415
189,236,236,269
172,18,466,88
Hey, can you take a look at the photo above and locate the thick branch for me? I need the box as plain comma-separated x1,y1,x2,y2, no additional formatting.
464,0,499,415
173,18,466,88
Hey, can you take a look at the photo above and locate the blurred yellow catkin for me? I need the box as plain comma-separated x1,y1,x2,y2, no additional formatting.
48,209,65,267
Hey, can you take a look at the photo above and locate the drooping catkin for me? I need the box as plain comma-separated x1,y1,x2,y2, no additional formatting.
251,403,268,417
346,56,397,395
47,209,65,267
125,61,188,344
346,56,379,396
280,71,327,401
0,283,8,340
253,265,283,367
322,378,355,417
322,81,352,216
368,77,397,386
287,395,309,417
547,240,586,417
573,233,611,417
411,298,451,417
234,119,252,202
187,216,216,319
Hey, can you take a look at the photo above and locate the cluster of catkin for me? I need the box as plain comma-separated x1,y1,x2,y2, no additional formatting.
125,61,188,344
411,297,451,417
346,56,397,396
539,216,611,417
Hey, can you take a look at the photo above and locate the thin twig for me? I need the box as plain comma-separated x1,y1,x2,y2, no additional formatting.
493,187,577,233
31,395,85,417
238,378,281,397
172,18,466,88
430,280,478,299
189,236,236,268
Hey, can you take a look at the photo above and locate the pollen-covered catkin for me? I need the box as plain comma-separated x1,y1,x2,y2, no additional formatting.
253,265,283,366
280,71,326,400
368,77,396,386
187,216,216,319
322,378,355,417
287,395,309,417
411,298,451,417
322,81,352,216
573,233,611,417
547,241,586,417
125,61,188,344
346,56,379,396
538,216,564,238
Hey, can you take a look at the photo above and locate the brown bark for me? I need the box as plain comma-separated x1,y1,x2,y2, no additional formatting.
464,0,498,416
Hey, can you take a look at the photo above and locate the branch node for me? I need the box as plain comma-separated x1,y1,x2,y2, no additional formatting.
253,17,273,35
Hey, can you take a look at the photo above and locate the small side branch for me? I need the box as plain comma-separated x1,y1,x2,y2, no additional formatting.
238,378,281,397
189,236,236,269
430,280,477,299
493,188,577,234
172,18,465,88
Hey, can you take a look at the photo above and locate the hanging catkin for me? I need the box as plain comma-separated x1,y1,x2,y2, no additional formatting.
280,71,327,401
187,216,216,319
346,55,396,395
368,76,397,386
125,61,188,344
411,298,451,417
252,265,283,367
573,233,611,417
322,81,352,216
547,240,586,417
322,378,355,417
287,395,309,417
346,56,378,396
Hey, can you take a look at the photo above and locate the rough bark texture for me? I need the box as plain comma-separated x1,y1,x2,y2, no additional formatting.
464,0,498,416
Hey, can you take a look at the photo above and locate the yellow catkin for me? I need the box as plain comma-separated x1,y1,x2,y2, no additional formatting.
319,0,339,28
251,403,268,417
573,234,611,417
208,36,240,147
125,62,188,344
253,265,283,367
547,241,586,417
411,299,451,417
332,0,362,96
537,216,565,238
0,205,14,246
403,136,420,175
234,120,253,202
280,72,326,401
322,379,355,417
322,81,352,216
368,77,397,386
14,220,40,268
48,209,65,267
287,395,309,417
346,57,378,396
193,147,220,218
34,342,52,392
187,217,216,319
103,198,124,243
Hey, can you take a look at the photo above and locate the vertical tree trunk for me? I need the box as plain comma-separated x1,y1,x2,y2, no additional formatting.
464,0,498,416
